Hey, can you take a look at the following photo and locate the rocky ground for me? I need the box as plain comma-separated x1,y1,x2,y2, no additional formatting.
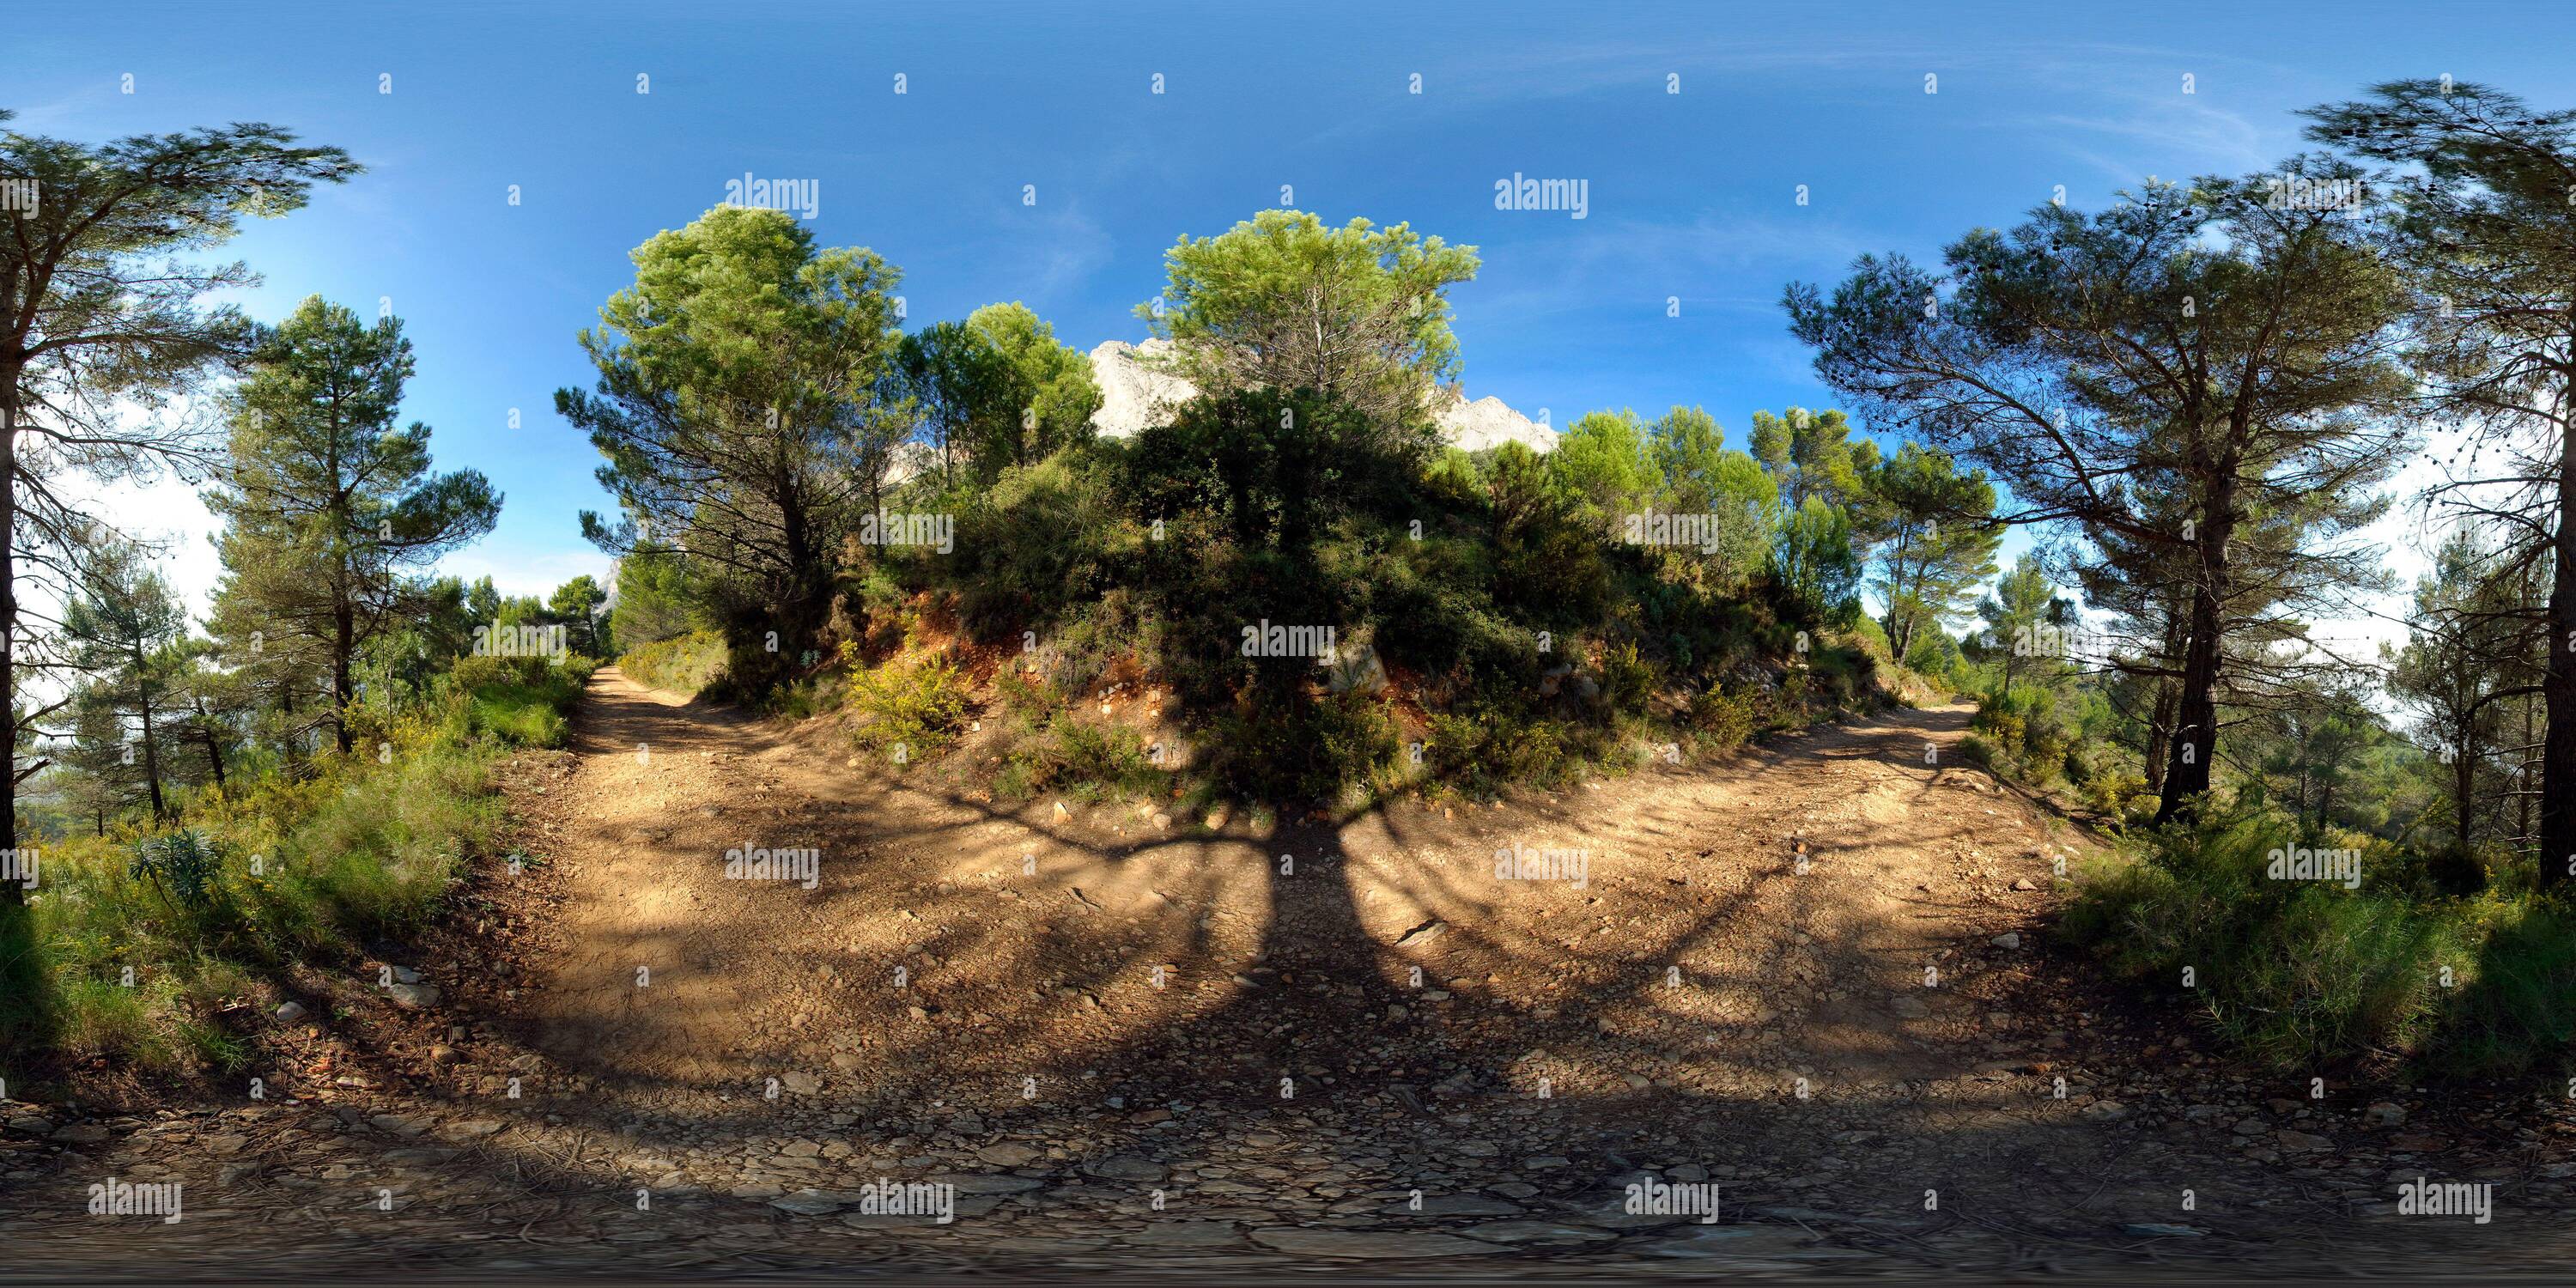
5,667,2573,1279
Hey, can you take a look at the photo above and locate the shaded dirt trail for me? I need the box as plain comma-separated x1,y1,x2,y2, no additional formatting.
6,666,2572,1279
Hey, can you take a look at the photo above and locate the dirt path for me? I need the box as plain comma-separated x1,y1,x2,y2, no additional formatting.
504,669,2060,1116
6,667,2571,1278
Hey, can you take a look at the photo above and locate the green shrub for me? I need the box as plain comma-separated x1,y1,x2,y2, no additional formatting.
1044,590,1151,697
9,642,584,1078
1047,723,1152,787
2063,743,2148,819
1971,682,2074,784
287,742,500,939
465,685,566,747
52,975,194,1075
1806,641,1879,712
953,450,1133,639
0,902,49,1063
994,668,1062,720
1430,705,1577,795
1001,720,1162,802
1597,641,1656,719
2439,902,2576,1076
2421,842,2492,898
2063,799,2575,1077
620,629,726,696
848,654,970,756
993,758,1038,800
130,829,231,915
1213,691,1400,803
1687,684,1759,751
448,653,589,748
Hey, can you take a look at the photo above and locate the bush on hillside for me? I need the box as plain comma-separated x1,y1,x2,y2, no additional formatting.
951,451,1134,640
1687,683,1760,751
853,397,1879,801
1211,690,1400,804
2063,798,2576,1077
846,653,971,757
620,629,726,697
997,719,1162,803
1971,681,2075,784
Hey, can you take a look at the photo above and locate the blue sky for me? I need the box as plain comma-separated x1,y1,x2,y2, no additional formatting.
20,0,2576,651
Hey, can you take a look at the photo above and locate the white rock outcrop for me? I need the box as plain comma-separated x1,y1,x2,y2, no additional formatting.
1089,337,1201,440
1085,338,1554,454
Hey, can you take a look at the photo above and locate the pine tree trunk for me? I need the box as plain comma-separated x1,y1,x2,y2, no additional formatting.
2538,364,2576,890
1,386,18,907
198,706,227,793
138,694,166,820
2155,498,2233,824
2456,714,2476,859
279,677,301,777
135,641,167,820
2143,678,2175,794
332,604,355,755
2142,613,2187,794
2520,689,2535,856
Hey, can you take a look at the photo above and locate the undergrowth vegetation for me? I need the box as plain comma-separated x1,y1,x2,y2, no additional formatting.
843,649,971,758
2063,799,2576,1078
617,628,726,697
1,654,592,1078
849,425,1892,809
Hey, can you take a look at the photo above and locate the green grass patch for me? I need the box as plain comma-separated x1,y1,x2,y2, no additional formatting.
2063,799,2576,1079
998,719,1164,803
4,654,588,1081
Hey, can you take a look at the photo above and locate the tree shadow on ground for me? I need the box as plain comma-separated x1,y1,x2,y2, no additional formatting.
20,690,2563,1278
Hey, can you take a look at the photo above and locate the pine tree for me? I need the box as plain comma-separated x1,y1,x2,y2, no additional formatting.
1860,443,2003,662
206,297,499,754
60,541,189,820
559,206,905,692
1790,164,2412,822
0,112,355,900
2309,80,2576,887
